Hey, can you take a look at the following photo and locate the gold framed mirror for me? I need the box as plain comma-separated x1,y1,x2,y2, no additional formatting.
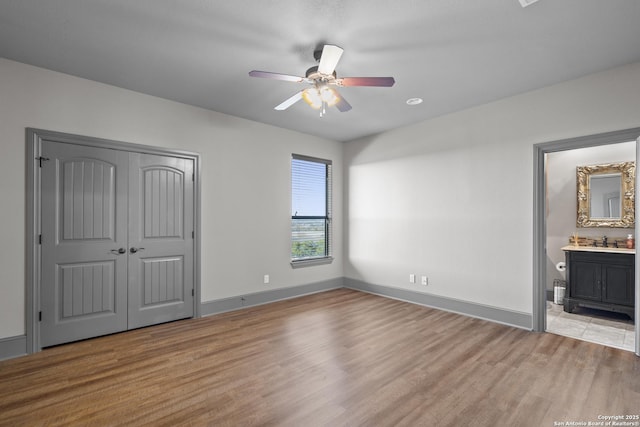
576,161,635,228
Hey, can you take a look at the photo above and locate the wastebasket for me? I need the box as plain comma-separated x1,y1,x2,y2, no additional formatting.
553,279,566,305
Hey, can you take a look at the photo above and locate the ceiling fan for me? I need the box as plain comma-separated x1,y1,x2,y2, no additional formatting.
249,45,395,117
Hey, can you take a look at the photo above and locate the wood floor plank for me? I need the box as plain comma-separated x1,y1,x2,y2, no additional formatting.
0,288,638,426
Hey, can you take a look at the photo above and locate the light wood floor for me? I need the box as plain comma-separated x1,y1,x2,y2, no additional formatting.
1,289,639,426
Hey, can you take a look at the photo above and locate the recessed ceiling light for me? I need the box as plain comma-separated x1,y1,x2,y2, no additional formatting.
406,98,423,106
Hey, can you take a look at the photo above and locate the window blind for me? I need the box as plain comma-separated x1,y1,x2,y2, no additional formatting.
291,154,332,261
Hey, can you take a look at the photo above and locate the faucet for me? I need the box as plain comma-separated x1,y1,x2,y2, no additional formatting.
602,235,607,248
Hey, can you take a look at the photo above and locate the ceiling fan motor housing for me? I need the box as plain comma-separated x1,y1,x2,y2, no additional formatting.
306,66,337,82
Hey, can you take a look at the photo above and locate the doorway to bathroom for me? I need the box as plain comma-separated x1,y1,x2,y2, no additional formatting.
533,128,640,356
546,142,635,350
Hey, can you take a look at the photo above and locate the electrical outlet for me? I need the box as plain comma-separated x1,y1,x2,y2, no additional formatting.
421,276,428,286
409,274,416,284
263,274,270,284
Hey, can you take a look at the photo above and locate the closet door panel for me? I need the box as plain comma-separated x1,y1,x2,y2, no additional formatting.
127,153,194,329
40,141,129,347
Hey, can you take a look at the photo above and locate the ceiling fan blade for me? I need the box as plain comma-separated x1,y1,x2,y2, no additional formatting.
334,90,352,112
336,77,396,87
249,70,307,83
318,45,344,75
275,91,304,110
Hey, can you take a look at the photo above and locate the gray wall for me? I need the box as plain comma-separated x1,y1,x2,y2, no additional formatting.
344,61,640,316
0,58,344,339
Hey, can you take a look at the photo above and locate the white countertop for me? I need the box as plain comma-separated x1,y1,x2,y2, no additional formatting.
561,244,635,254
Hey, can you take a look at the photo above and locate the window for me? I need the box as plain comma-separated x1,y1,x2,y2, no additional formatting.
291,154,332,267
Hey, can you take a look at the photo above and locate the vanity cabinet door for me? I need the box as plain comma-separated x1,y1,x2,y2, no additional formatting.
564,249,635,318
602,263,634,306
571,260,601,302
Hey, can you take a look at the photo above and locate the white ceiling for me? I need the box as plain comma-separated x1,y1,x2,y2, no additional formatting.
1,0,640,142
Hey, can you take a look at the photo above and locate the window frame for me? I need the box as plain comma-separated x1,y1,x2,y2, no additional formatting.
290,154,333,268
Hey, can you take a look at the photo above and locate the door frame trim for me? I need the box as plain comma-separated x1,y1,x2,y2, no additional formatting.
532,127,640,356
26,128,202,353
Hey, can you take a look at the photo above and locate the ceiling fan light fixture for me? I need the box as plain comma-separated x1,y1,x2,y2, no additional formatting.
302,88,322,109
302,86,339,109
320,86,339,106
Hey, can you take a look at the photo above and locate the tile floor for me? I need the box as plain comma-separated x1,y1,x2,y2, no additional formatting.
546,301,635,352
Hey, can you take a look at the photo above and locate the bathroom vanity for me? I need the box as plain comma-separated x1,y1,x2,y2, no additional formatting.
562,245,635,319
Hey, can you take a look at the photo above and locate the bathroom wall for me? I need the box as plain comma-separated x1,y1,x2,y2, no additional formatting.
546,142,636,293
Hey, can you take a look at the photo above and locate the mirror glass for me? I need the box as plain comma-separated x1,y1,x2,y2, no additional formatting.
576,161,635,228
589,173,621,218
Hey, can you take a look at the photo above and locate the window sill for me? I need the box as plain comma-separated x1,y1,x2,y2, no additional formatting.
290,257,334,269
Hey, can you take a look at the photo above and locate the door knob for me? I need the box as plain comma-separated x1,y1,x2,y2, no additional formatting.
130,247,145,254
110,248,126,254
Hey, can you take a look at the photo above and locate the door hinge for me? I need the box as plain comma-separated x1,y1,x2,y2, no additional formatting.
36,156,50,168
192,173,195,182
39,311,42,322
192,231,194,239
191,289,194,297
39,234,42,245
